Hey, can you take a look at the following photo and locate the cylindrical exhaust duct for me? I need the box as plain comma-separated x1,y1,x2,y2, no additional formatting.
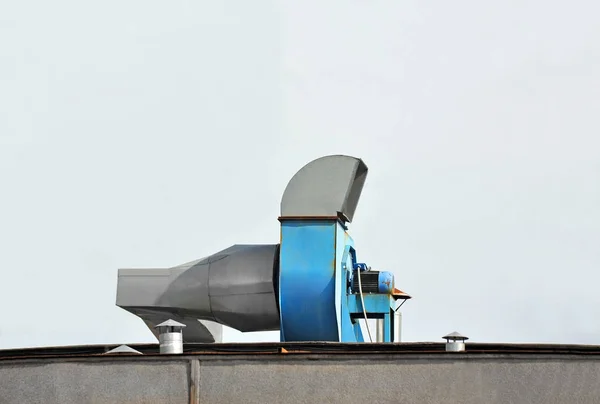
156,319,186,354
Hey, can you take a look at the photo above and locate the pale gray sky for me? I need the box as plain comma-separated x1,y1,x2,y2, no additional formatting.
1,1,599,349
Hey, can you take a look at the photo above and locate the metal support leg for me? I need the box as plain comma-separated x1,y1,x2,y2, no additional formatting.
353,321,364,342
383,313,391,342
393,312,402,342
375,319,385,342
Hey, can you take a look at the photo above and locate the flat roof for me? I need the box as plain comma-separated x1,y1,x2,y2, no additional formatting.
2,342,600,361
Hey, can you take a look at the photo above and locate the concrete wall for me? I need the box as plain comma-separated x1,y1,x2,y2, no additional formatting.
1,354,600,403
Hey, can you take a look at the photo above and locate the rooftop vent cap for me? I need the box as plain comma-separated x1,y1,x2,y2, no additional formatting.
443,331,468,352
155,319,186,354
104,344,143,355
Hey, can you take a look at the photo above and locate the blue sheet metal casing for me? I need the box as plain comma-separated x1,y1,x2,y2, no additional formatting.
277,155,382,343
278,218,398,342
378,271,394,294
279,219,341,341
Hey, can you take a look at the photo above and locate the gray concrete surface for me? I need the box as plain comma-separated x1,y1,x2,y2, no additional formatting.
2,354,600,403
0,359,190,404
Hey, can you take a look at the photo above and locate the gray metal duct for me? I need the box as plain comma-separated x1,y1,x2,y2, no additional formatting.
280,155,368,223
117,155,368,342
116,244,280,342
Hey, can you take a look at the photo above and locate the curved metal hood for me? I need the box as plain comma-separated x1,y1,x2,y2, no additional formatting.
280,155,368,223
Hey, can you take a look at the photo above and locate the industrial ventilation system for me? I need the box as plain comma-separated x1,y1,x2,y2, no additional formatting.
116,155,411,343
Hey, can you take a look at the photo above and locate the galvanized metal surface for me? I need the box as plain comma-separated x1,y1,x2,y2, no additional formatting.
104,345,142,355
159,332,184,355
375,319,385,342
444,331,468,352
117,244,279,342
3,351,600,404
156,319,187,329
280,155,368,223
393,312,402,342
443,331,469,341
446,342,466,352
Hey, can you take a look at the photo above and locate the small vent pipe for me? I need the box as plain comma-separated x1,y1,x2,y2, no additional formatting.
155,319,186,354
443,331,468,352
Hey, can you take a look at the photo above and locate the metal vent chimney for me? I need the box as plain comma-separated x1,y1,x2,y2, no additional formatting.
443,331,468,352
156,319,186,354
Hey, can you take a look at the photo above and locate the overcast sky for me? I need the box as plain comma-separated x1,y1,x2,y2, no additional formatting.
1,1,599,349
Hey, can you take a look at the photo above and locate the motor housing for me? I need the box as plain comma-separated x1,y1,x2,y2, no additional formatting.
350,270,395,294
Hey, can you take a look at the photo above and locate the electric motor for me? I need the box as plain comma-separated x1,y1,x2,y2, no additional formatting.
350,270,395,294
